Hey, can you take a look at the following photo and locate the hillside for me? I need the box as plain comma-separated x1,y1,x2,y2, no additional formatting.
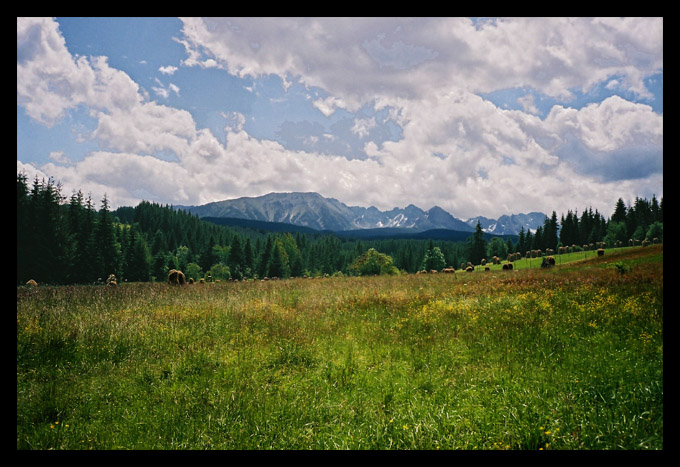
176,192,545,235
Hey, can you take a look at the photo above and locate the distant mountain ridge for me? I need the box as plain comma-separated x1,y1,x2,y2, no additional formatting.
175,192,547,236
465,212,549,236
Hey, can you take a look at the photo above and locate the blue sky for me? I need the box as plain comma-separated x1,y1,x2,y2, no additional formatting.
17,17,663,219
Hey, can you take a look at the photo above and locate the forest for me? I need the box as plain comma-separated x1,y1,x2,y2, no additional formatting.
16,172,663,286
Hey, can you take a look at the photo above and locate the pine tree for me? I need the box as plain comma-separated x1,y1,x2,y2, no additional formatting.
243,238,254,277
228,235,245,280
268,242,285,278
127,231,151,282
17,173,30,284
517,227,526,257
466,222,488,265
611,198,627,224
544,211,559,251
258,236,273,278
532,226,543,251
94,194,120,280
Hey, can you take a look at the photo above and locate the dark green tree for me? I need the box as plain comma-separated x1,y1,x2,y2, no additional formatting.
517,227,526,257
127,229,151,282
267,242,285,278
258,236,273,278
228,235,245,280
94,194,120,280
243,238,254,277
611,198,627,224
544,211,559,251
421,240,446,271
466,222,488,265
350,248,398,276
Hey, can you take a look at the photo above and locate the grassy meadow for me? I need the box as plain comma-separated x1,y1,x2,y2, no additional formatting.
17,245,663,450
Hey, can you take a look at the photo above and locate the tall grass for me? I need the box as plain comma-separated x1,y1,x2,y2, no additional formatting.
17,246,663,449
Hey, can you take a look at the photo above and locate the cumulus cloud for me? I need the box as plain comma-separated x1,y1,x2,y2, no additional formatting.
152,78,180,99
159,65,177,75
17,17,142,126
177,17,662,107
351,117,376,139
17,17,663,220
312,96,346,117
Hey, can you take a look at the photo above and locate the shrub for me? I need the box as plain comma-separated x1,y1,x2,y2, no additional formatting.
350,248,399,276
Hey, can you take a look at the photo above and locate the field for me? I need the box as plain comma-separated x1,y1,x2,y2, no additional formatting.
17,246,663,450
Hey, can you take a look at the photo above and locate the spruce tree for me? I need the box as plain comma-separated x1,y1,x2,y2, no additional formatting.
127,231,151,282
466,222,488,265
611,198,627,224
268,243,284,278
94,194,120,280
228,235,244,280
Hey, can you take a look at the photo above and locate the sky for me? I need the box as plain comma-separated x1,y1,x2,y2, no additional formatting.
17,17,663,220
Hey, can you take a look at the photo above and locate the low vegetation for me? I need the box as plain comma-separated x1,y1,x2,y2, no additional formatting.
17,245,662,449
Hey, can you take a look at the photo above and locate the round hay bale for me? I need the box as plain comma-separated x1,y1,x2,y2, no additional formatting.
168,269,186,285
106,274,117,287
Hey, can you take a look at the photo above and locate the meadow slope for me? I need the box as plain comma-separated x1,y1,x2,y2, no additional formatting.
17,246,663,450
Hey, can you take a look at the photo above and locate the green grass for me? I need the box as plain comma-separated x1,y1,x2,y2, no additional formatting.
17,245,663,450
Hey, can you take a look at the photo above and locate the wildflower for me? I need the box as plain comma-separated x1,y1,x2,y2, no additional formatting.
403,424,409,430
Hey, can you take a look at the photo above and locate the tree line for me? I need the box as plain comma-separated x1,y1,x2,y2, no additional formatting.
17,172,662,285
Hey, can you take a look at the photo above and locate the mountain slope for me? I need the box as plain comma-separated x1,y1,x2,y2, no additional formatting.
176,192,545,235
466,212,548,235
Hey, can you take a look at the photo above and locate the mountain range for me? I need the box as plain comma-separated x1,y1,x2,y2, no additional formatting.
175,192,547,236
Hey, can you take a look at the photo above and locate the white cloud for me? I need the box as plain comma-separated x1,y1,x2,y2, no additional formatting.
152,78,180,99
17,17,663,220
517,94,540,115
159,65,177,75
177,17,663,108
312,96,346,117
17,17,142,126
350,117,376,138
48,151,70,164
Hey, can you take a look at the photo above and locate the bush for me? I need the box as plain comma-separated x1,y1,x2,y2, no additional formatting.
349,248,399,276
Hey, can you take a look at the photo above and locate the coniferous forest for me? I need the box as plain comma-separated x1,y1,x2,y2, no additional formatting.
17,172,663,286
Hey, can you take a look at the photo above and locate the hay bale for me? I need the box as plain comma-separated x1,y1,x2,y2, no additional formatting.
540,256,555,268
168,269,186,285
